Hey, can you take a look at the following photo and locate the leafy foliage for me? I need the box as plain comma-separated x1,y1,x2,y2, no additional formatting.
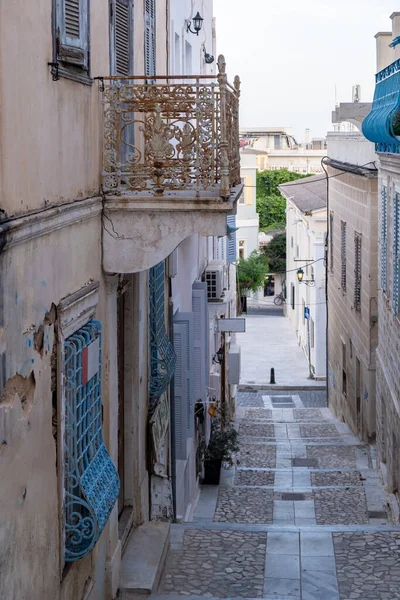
256,169,311,230
237,251,269,293
261,233,287,273
205,417,239,467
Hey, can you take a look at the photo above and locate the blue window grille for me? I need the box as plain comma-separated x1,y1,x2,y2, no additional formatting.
381,185,388,293
362,59,400,154
149,261,176,402
393,192,400,314
64,320,119,562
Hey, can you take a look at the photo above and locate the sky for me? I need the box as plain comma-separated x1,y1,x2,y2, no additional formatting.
213,0,398,141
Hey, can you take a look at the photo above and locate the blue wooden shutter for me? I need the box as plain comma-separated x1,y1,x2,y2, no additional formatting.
144,0,156,77
174,313,194,437
381,184,388,293
57,0,89,69
226,215,237,264
192,284,208,404
172,322,188,460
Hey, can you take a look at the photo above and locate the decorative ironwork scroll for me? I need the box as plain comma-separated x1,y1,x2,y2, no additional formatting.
101,55,241,197
64,320,119,562
149,262,176,403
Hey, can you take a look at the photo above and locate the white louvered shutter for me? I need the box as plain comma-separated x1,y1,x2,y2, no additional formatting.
192,285,208,404
174,313,194,437
226,215,237,264
173,322,188,460
57,0,89,69
144,0,156,77
381,185,388,293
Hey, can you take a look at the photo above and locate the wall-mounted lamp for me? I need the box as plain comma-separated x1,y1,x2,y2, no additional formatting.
203,47,215,64
297,268,315,287
212,347,224,364
187,11,204,35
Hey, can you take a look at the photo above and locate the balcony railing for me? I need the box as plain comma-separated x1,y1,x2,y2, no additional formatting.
100,55,241,199
362,58,400,154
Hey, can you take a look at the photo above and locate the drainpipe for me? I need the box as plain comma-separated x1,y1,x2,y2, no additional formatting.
321,157,329,404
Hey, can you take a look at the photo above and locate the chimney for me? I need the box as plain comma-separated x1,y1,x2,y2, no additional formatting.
304,128,311,145
391,13,400,60
375,32,393,71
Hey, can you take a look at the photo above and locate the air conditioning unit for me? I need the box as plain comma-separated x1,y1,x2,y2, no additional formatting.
209,371,221,402
203,261,226,301
227,344,241,385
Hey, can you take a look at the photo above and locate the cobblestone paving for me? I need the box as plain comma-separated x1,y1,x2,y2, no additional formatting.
311,470,363,486
244,408,273,420
307,445,357,468
300,423,339,438
234,469,275,486
314,488,369,524
238,443,276,468
292,408,324,421
236,392,264,407
214,488,274,523
239,423,275,437
237,390,328,408
334,532,400,599
160,529,267,597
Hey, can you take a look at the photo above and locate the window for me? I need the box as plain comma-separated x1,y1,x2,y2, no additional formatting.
329,211,334,272
174,33,181,74
274,135,281,150
393,191,400,314
239,240,245,260
185,41,192,75
342,341,347,396
341,220,347,292
144,0,156,77
381,184,388,293
226,215,237,263
239,178,245,204
54,0,91,83
63,320,119,562
110,0,133,76
354,232,362,312
291,283,295,310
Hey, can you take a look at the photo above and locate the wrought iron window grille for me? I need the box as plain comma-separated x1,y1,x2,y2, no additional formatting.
149,262,176,403
63,320,119,562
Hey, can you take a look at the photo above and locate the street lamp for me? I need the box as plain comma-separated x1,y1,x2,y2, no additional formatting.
187,12,204,35
297,268,315,287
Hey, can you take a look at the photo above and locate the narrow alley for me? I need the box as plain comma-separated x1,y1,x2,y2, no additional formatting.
152,390,400,600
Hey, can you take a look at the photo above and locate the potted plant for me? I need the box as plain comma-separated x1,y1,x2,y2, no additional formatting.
202,418,239,485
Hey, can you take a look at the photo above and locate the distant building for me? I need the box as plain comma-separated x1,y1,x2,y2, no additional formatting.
240,127,327,174
280,175,327,380
237,150,260,260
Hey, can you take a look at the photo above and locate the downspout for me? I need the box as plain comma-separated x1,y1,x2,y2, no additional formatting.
321,157,329,405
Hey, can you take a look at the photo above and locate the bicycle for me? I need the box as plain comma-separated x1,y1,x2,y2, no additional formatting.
273,292,286,306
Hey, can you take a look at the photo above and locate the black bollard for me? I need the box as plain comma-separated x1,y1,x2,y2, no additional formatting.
270,368,276,384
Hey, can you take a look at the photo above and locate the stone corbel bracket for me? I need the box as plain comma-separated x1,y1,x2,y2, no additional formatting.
102,184,243,274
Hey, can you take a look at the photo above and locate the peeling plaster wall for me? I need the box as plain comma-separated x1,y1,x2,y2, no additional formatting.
0,213,114,600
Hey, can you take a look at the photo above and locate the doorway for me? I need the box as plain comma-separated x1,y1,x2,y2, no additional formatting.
117,292,126,516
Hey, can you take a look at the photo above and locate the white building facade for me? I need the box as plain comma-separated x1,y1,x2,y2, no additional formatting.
237,150,260,260
281,176,327,380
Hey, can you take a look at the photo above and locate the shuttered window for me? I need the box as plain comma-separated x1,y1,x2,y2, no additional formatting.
341,220,347,292
226,214,237,264
144,0,156,77
291,283,295,310
381,184,388,293
329,211,334,272
110,0,133,76
55,0,90,72
354,232,362,313
192,283,208,404
393,192,400,314
173,313,195,459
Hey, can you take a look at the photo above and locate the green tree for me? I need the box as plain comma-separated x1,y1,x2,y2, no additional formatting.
237,251,269,293
261,233,286,273
256,169,310,230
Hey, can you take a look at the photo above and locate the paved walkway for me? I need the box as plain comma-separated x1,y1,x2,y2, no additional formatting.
237,313,322,388
155,392,400,600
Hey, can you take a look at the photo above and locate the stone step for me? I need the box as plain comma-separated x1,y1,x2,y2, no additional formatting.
119,521,170,599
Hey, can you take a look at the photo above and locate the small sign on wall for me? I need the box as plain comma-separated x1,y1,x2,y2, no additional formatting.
217,318,246,333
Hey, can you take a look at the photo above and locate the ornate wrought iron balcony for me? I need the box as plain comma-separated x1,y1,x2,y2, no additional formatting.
363,58,400,154
101,55,241,199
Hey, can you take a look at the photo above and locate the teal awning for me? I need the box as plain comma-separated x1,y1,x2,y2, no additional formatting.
363,58,400,154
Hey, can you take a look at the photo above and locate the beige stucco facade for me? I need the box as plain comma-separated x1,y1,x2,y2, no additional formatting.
0,1,241,599
326,133,378,442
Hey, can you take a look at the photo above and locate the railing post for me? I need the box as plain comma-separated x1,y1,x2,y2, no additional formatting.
233,75,241,187
217,55,231,199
